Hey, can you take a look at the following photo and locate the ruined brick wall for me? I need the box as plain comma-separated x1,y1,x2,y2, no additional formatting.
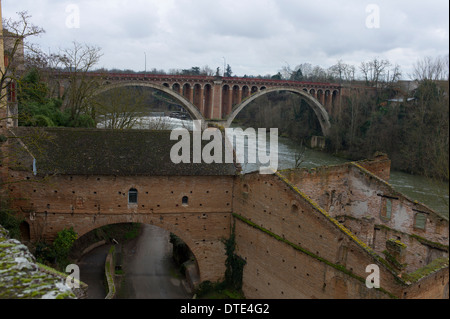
281,164,353,218
8,158,448,297
281,160,448,275
370,224,448,273
357,155,391,181
9,172,234,283
401,267,449,299
281,157,391,219
346,164,449,273
232,172,406,299
234,217,391,299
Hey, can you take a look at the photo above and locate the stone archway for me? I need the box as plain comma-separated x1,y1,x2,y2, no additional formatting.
225,87,331,136
69,215,213,283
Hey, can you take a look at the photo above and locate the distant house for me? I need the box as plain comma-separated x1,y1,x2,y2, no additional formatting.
385,80,419,106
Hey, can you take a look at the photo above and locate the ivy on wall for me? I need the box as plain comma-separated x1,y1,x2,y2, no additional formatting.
224,222,246,291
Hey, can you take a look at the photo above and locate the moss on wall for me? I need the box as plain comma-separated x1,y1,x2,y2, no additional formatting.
0,224,78,299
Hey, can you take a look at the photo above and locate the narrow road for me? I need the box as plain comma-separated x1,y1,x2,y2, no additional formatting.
78,244,110,299
116,224,192,299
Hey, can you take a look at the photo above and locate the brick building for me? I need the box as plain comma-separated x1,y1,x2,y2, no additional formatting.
3,125,449,299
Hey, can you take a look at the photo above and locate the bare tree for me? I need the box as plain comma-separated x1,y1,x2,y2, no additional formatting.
411,55,449,81
328,60,356,83
56,41,103,125
145,116,173,130
95,86,144,130
294,141,306,168
1,11,44,118
360,58,392,87
200,65,214,76
279,63,293,80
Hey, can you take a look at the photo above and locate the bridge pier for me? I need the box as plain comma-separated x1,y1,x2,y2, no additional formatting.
211,79,223,119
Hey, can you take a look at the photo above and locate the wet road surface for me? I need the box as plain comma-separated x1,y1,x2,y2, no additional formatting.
116,224,192,299
78,244,109,299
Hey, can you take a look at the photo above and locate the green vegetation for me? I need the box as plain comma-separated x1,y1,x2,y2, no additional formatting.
0,225,77,299
33,227,77,271
402,257,449,283
236,91,322,142
224,223,246,292
52,227,78,270
195,281,245,299
0,200,23,240
195,224,246,299
236,57,449,188
18,68,95,128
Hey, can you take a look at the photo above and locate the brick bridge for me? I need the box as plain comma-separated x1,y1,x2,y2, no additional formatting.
54,72,342,135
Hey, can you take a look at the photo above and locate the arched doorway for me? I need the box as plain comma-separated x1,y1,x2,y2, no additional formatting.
75,223,197,299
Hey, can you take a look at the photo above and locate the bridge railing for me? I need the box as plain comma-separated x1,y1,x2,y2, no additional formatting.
51,71,342,88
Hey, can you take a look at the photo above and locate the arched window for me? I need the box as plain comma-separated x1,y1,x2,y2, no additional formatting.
128,188,138,204
414,212,427,230
182,196,189,206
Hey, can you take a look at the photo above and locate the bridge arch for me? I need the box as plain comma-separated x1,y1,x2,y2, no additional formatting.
225,86,331,136
94,81,205,122
72,216,206,281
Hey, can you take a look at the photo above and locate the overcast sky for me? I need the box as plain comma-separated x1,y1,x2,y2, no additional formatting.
3,0,449,78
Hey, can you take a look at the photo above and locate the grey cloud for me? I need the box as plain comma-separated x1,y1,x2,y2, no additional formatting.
2,0,448,77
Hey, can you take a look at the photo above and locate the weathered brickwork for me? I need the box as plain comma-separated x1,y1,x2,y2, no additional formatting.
231,160,448,298
9,173,234,283
281,159,448,276
232,172,408,298
234,218,391,299
4,131,449,298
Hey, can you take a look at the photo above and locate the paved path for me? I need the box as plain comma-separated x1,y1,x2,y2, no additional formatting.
116,224,192,299
78,244,110,299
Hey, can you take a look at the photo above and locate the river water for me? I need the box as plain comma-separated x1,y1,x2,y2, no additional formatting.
132,116,448,218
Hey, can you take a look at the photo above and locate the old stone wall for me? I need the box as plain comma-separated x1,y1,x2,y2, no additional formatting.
234,217,391,299
0,224,84,299
6,157,448,298
281,160,448,275
9,172,234,283
232,172,407,298
281,164,353,217
401,265,449,299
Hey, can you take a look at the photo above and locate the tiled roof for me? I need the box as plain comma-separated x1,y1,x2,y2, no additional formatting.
9,127,238,176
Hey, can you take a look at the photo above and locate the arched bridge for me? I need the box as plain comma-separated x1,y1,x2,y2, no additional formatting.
55,73,342,135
